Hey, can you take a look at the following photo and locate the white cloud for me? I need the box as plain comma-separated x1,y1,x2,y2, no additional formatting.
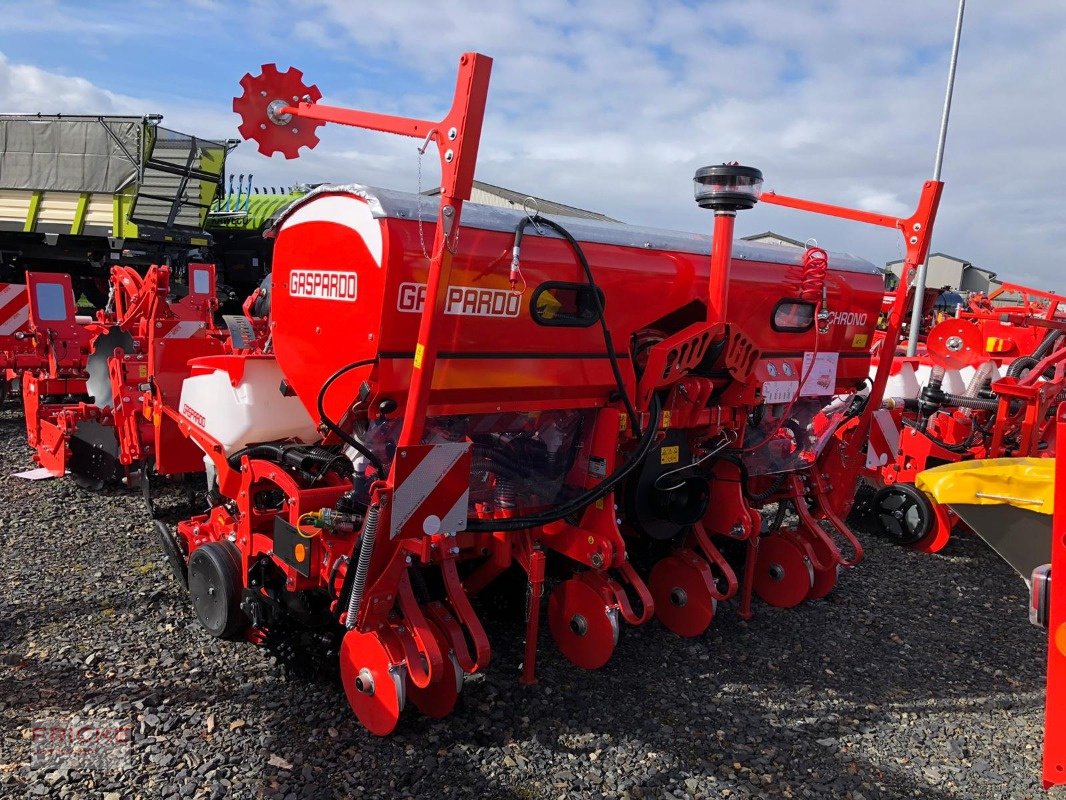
0,52,140,114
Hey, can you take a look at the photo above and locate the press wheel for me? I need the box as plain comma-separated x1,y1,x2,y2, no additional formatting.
872,484,933,546
753,533,815,609
188,541,246,638
796,530,840,601
406,621,462,719
339,629,406,736
911,498,954,554
648,551,716,637
548,577,618,670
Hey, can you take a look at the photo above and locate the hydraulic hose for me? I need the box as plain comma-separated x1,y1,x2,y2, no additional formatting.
511,214,641,435
466,394,662,532
317,358,385,474
941,392,999,412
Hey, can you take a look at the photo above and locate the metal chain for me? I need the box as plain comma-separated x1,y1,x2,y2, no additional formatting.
416,143,430,261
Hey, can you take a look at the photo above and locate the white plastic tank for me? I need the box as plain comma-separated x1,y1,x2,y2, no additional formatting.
178,354,319,454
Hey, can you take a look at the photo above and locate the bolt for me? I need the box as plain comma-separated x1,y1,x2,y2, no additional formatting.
569,614,589,636
670,587,688,608
909,236,919,245
448,127,457,140
912,222,921,231
445,149,454,162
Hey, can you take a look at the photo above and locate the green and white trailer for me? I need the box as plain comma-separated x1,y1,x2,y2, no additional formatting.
0,114,233,303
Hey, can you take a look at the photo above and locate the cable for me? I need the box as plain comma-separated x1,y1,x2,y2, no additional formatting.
466,394,662,532
653,430,735,491
511,214,641,435
316,358,385,474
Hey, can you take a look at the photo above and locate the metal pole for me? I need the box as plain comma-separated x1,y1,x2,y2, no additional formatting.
906,0,965,356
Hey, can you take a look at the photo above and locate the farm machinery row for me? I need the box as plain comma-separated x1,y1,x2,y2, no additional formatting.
6,52,1061,787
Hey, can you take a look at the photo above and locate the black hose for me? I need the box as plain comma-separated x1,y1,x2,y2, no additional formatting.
941,392,999,412
1033,328,1062,361
747,472,787,504
901,417,979,454
466,394,662,532
316,358,385,474
512,214,641,435
1006,355,1037,379
226,442,353,477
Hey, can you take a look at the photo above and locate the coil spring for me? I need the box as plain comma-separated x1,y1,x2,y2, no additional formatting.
799,246,829,303
345,504,380,629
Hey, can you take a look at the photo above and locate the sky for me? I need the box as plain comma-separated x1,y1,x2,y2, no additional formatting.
1,1,1064,289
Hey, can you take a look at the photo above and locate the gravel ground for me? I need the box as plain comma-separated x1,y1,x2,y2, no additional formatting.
0,403,1050,800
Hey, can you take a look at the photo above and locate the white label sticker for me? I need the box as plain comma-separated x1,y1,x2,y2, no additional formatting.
289,270,358,302
763,380,799,404
800,352,839,396
398,282,521,318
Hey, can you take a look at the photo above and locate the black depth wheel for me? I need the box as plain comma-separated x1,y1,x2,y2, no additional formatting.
872,484,933,546
188,542,246,638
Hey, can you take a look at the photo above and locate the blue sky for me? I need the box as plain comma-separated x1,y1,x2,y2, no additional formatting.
2,1,1066,288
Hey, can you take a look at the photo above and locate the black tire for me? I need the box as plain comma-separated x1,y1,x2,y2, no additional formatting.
155,520,189,591
188,542,247,638
871,484,933,546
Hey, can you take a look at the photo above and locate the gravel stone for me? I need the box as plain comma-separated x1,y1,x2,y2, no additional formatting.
0,406,1049,799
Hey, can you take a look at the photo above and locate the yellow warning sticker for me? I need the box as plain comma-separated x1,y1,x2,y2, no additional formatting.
413,343,425,369
851,333,869,348
619,413,627,432
138,365,148,378
660,445,680,465
662,410,672,428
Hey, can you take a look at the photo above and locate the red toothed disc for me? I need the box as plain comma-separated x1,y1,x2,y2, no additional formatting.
406,620,463,719
548,577,618,670
339,629,405,736
753,533,815,609
926,318,984,370
232,63,324,159
649,550,717,638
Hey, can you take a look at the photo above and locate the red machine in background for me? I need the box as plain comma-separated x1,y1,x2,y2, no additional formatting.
863,281,1065,552
19,263,235,490
0,282,32,401
140,51,947,736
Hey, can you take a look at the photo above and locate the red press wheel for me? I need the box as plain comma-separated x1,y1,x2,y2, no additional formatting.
648,551,717,638
547,577,619,670
339,629,405,736
753,533,815,609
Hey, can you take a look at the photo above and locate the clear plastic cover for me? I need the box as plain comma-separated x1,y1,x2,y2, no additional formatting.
741,396,855,476
350,409,594,511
